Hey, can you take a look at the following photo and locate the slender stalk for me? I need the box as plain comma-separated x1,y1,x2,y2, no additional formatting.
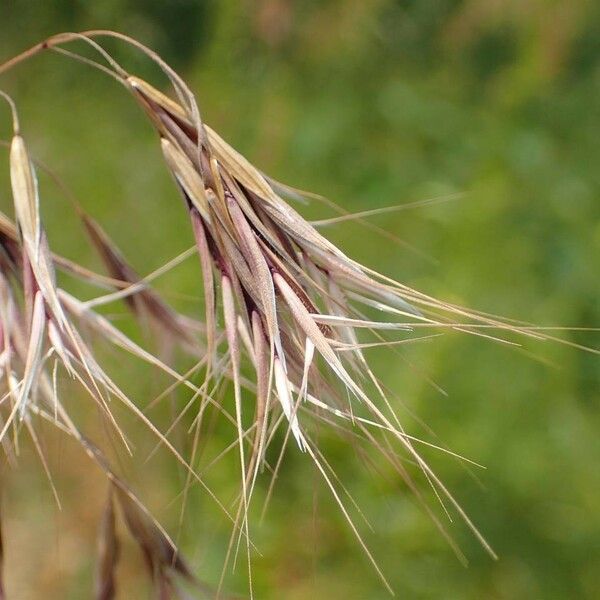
0,41,48,76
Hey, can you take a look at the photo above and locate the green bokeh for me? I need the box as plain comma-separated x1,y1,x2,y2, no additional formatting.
1,1,598,598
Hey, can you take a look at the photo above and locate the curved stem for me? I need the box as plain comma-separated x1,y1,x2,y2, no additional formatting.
0,41,48,77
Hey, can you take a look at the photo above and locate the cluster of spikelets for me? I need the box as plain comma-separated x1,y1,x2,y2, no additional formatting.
0,32,595,598
0,93,207,597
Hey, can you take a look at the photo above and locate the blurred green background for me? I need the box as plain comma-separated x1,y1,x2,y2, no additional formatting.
0,1,599,598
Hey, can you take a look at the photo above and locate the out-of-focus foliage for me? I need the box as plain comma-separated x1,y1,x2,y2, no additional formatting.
0,1,598,598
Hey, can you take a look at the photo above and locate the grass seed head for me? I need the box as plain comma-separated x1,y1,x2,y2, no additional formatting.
0,30,597,598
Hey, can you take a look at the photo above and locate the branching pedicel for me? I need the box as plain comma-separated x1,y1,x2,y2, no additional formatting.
0,32,596,599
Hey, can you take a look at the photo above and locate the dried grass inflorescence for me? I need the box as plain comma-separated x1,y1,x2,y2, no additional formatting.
0,31,596,598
